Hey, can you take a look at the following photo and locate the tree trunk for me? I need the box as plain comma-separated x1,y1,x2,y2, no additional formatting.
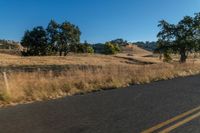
59,50,62,56
64,51,67,56
180,48,187,63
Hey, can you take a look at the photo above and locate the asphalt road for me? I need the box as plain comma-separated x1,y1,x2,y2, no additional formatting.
1,75,200,133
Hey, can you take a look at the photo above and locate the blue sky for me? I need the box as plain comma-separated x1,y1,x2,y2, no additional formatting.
0,0,200,43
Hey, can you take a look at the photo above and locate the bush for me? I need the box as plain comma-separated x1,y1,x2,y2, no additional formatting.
84,45,94,53
163,52,172,62
71,42,94,54
104,42,120,55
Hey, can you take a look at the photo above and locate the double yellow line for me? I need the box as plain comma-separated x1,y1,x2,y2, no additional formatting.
141,106,200,133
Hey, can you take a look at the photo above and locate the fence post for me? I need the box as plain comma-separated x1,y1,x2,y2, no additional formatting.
49,70,53,78
37,68,41,72
3,72,10,95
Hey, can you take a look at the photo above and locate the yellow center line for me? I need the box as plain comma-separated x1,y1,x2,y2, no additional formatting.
159,111,200,133
141,106,200,133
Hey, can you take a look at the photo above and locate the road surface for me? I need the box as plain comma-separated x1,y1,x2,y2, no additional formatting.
1,75,200,133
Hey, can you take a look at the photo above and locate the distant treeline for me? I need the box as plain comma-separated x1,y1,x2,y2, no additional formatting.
92,39,128,54
92,40,157,53
0,39,19,49
134,41,157,51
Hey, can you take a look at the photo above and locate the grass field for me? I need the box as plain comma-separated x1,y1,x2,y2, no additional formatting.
1,45,200,107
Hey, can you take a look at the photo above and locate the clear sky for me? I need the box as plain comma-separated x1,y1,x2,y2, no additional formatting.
0,0,200,43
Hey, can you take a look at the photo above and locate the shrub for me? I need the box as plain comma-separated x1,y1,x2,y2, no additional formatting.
104,42,120,55
163,52,172,62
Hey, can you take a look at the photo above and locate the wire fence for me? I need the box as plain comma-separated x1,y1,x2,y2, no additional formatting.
0,64,103,74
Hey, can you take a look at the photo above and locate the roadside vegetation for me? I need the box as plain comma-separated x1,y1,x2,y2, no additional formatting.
1,62,200,106
1,12,200,106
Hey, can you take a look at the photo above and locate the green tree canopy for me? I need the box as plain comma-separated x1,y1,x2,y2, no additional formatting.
46,20,60,54
21,20,81,56
156,13,200,63
21,26,48,56
59,21,81,56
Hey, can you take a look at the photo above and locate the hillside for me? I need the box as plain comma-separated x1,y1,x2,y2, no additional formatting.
117,44,161,64
121,44,152,55
0,44,161,68
0,40,22,55
0,40,19,49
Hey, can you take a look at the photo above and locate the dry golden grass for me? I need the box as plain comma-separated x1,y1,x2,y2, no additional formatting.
1,62,200,106
1,46,200,107
117,45,162,64
0,45,159,67
0,53,146,67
